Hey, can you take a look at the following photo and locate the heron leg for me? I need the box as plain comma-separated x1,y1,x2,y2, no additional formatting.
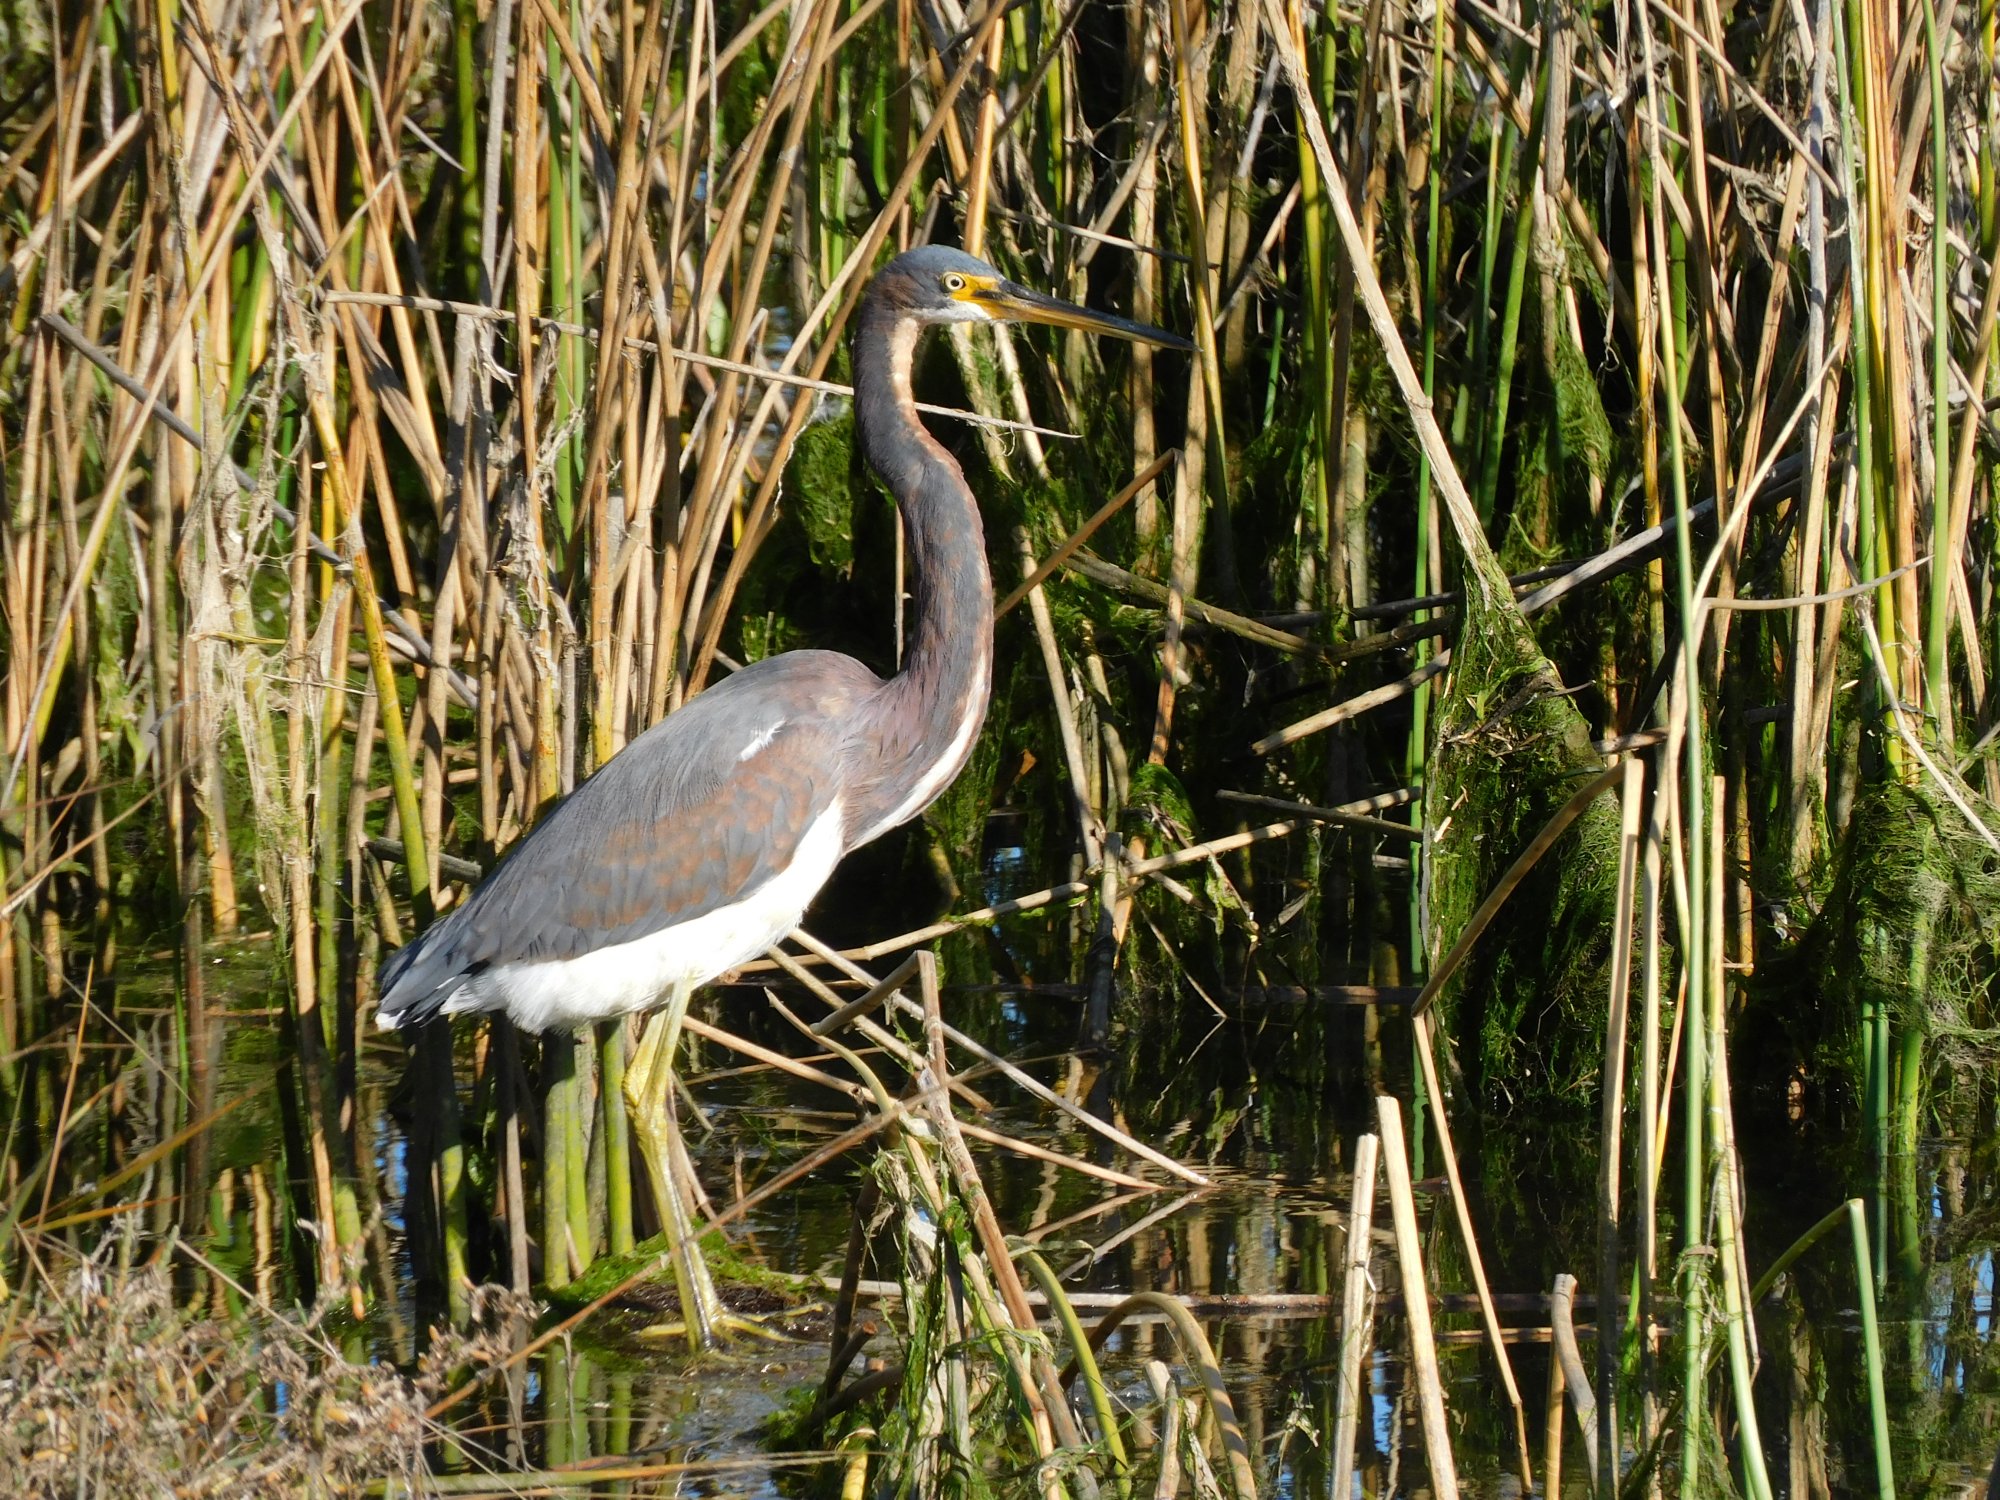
622,981,724,1350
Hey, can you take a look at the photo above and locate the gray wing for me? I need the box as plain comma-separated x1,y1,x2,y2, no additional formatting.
377,651,878,1025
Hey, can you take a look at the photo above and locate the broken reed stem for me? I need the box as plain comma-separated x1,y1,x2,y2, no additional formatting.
1411,1012,1534,1492
683,1012,871,1103
1551,1272,1599,1481
1374,1094,1459,1500
1543,1324,1568,1497
1328,1130,1380,1492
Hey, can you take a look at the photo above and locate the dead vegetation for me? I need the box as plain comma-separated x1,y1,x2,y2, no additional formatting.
0,1248,523,1499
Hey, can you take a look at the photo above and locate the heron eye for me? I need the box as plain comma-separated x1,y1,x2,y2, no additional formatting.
942,273,966,293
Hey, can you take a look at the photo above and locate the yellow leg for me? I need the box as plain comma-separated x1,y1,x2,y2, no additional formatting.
622,981,723,1350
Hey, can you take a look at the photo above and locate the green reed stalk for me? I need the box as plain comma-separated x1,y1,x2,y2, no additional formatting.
450,0,483,298
1847,1198,1896,1499
1892,916,1933,1295
1457,76,1519,463
1407,3,1446,966
1167,0,1232,525
599,1022,634,1256
566,1032,592,1267
1474,43,1547,524
544,1039,576,1289
1293,22,1333,576
1641,18,1712,1476
544,1345,574,1467
866,56,891,209
1864,975,1889,1288
226,235,270,407
608,1369,634,1460
1831,0,1895,1283
1832,0,1894,776
822,53,854,288
420,1022,472,1324
1036,0,1068,215
1022,1250,1131,1498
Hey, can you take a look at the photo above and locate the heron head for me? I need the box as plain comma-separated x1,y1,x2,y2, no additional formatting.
875,245,1191,349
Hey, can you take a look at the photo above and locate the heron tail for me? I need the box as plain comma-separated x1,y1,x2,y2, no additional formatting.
374,929,466,1030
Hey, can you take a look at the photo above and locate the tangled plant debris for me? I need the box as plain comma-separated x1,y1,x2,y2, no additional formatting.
0,1249,524,1499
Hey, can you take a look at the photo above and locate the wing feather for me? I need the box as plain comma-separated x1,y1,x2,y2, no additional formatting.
378,653,876,1024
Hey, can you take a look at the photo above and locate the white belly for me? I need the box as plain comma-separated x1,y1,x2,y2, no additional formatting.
447,800,847,1033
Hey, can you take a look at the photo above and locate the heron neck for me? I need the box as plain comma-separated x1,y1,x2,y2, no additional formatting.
851,303,995,840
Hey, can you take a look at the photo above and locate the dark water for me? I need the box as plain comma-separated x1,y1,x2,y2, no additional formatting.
58,931,2000,1498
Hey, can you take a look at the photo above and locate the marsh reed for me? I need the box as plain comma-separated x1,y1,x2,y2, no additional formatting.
3,0,1998,1488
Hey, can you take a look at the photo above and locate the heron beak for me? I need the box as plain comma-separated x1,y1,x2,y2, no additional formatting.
975,280,1193,350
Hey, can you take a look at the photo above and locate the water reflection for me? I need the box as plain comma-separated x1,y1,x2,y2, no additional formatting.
19,933,2000,1495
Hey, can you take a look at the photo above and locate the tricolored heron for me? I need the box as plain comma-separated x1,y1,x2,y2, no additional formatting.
374,245,1187,1330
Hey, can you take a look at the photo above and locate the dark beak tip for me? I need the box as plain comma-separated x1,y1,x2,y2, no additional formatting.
989,280,1191,351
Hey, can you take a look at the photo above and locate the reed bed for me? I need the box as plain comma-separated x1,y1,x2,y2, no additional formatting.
3,0,1998,1490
